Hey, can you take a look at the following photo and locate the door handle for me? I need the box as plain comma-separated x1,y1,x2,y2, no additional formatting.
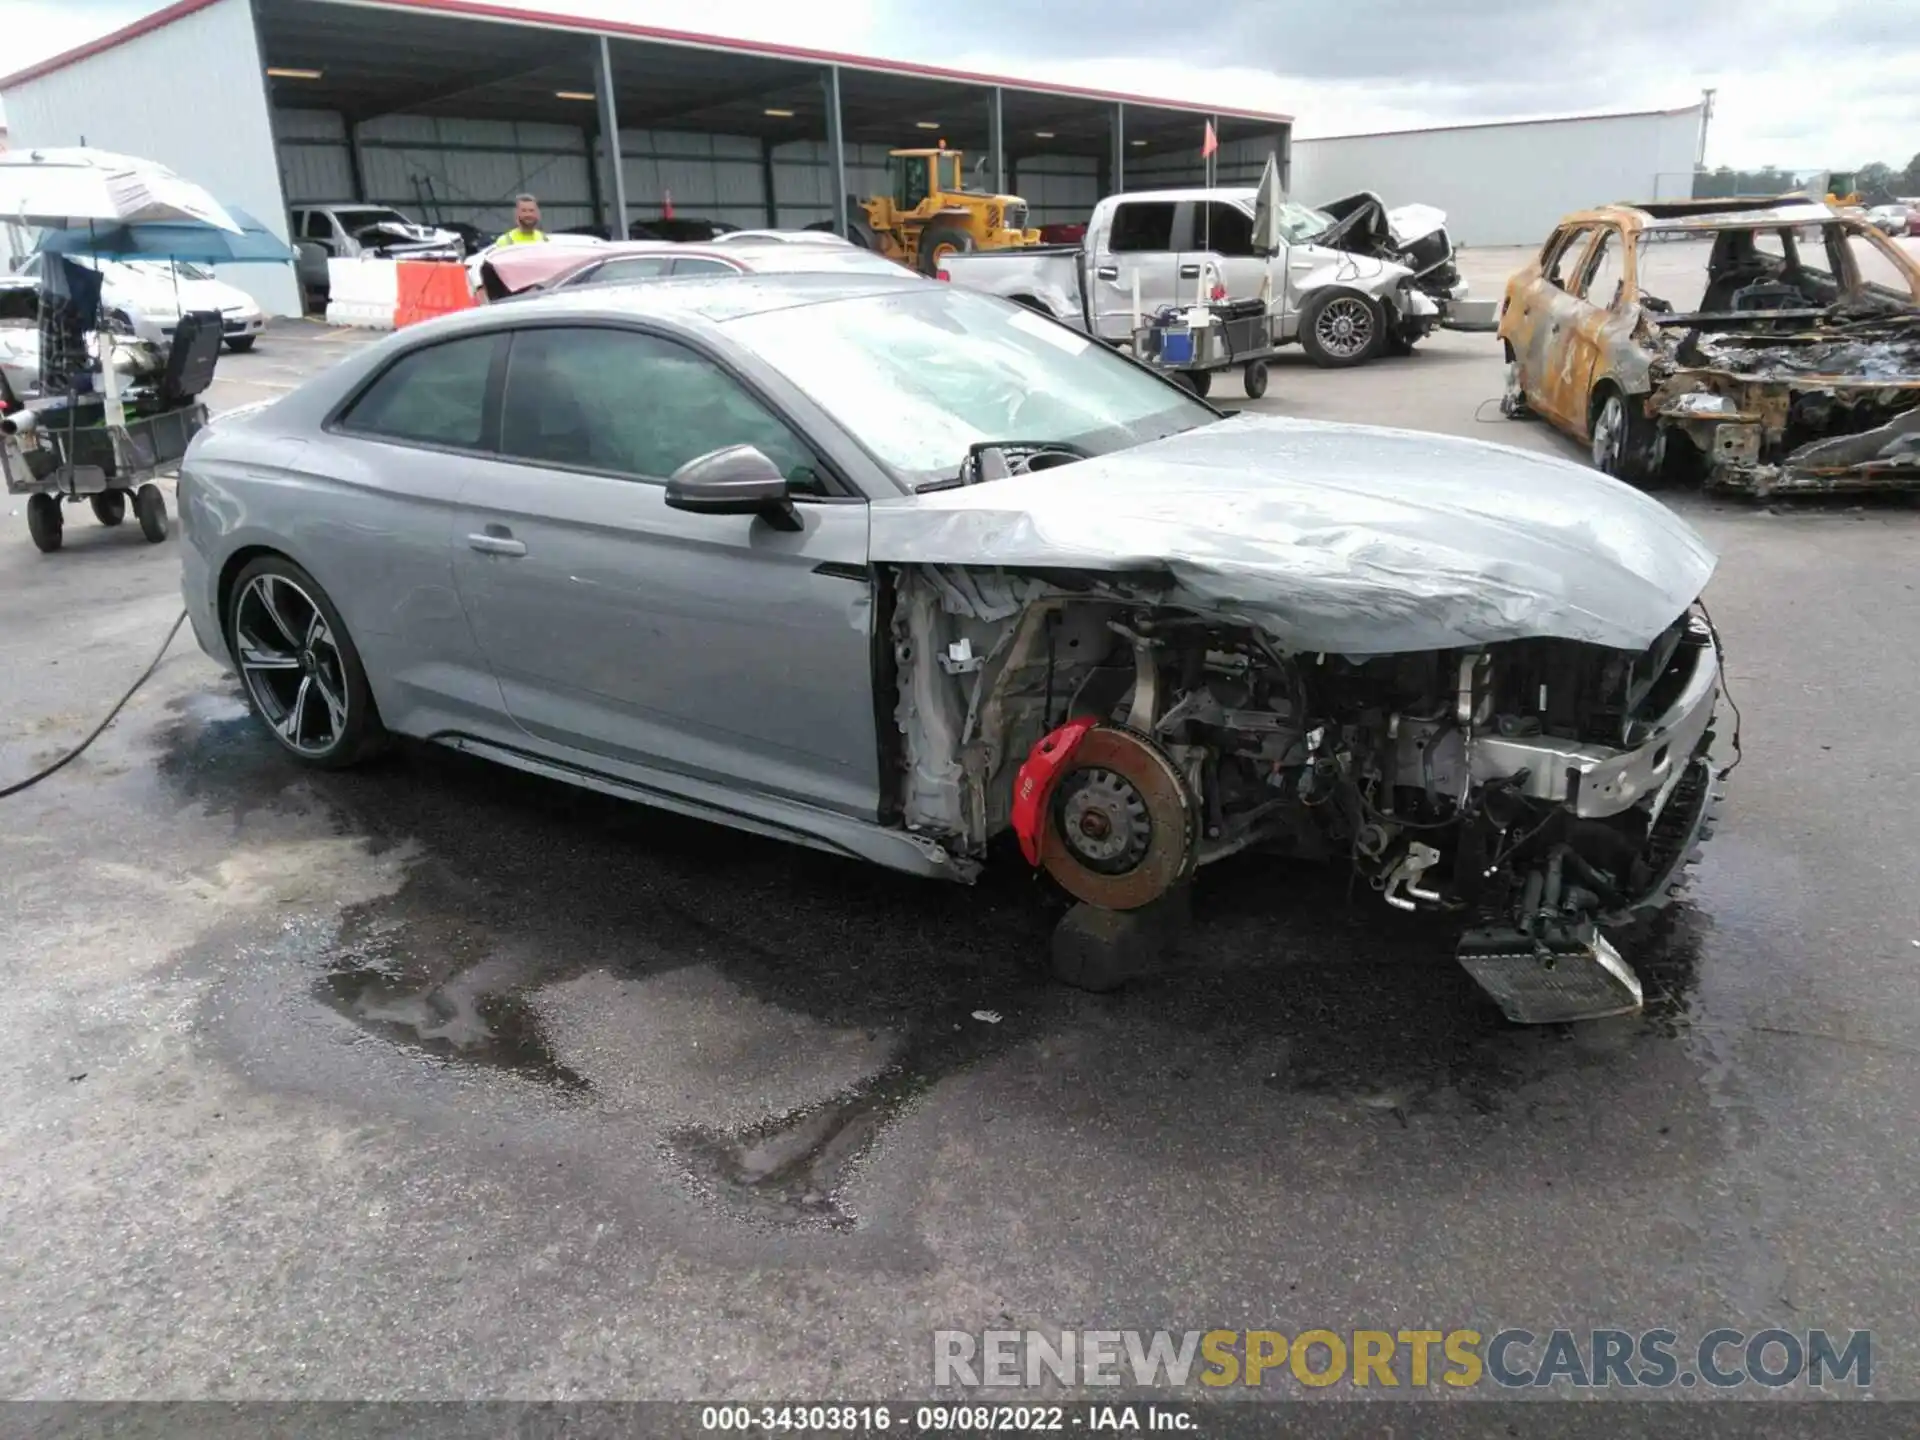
1178,264,1201,278
1095,265,1119,280
467,526,526,557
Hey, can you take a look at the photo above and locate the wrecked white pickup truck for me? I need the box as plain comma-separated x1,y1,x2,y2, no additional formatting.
940,187,1496,367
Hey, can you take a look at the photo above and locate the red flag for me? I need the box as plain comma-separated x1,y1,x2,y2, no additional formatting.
1201,121,1219,158
662,188,675,220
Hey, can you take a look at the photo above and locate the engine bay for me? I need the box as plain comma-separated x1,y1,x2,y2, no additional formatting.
891,564,1723,1023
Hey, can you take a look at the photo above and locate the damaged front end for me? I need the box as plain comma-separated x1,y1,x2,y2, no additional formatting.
891,565,1723,1025
1648,314,1920,495
1315,190,1496,332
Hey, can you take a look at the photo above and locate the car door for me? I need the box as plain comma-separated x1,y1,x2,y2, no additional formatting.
1090,199,1181,341
1178,200,1272,314
1564,225,1631,434
1513,224,1597,428
448,322,881,820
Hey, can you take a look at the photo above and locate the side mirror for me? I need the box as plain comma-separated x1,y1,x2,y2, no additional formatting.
665,445,802,531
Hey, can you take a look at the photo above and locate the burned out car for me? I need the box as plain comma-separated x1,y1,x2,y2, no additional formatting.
178,276,1723,1025
1500,199,1920,495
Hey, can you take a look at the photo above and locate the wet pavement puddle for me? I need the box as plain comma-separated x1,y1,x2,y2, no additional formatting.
153,694,1737,1228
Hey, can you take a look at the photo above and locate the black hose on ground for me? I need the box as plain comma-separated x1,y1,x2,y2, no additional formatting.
0,610,186,800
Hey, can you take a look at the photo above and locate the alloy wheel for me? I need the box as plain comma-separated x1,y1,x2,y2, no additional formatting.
1591,394,1625,471
1314,296,1375,359
233,573,351,756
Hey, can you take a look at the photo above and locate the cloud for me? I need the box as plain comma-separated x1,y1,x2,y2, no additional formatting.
6,0,1917,172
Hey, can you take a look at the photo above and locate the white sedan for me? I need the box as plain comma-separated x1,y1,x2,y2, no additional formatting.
12,254,266,352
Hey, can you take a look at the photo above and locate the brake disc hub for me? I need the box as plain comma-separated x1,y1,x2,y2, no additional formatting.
1040,726,1197,910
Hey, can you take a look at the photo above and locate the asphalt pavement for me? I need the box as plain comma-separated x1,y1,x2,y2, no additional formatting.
2,292,1918,1407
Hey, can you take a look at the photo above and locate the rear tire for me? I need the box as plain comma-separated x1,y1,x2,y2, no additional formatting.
225,555,387,769
134,484,169,543
26,493,61,553
1183,369,1212,399
1299,289,1383,368
90,490,127,526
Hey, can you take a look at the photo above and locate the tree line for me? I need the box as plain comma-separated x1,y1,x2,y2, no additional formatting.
1694,154,1920,200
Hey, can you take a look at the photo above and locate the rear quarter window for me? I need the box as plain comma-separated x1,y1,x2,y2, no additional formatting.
337,332,500,449
1108,202,1177,253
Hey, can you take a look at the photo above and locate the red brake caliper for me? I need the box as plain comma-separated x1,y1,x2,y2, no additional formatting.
1010,717,1098,866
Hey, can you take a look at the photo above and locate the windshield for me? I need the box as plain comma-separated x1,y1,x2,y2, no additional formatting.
725,286,1215,487
1283,202,1337,244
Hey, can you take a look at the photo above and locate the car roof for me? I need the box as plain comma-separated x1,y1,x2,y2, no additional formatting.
1103,186,1259,206
464,270,928,328
1563,198,1847,233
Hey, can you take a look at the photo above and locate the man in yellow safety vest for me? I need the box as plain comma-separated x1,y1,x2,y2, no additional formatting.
497,194,547,246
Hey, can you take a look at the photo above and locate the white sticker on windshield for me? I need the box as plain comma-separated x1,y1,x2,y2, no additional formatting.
1005,306,1092,355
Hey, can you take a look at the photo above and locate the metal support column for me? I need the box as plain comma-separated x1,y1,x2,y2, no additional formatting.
344,119,367,204
1111,102,1126,195
583,125,604,227
594,35,628,239
760,138,779,227
1277,127,1291,194
988,86,1005,194
823,65,849,238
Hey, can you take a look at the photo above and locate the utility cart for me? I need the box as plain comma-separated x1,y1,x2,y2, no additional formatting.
1131,296,1276,401
3,309,217,554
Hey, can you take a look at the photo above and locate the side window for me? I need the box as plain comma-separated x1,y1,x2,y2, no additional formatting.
1545,226,1592,290
1578,230,1624,309
303,211,332,241
337,332,499,448
576,256,672,286
1108,202,1177,253
670,257,737,276
496,327,829,495
1199,202,1257,257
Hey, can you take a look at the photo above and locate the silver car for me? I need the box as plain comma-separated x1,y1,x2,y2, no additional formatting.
179,275,1725,1022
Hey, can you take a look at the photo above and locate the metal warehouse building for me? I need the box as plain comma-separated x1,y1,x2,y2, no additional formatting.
0,0,1292,316
1291,105,1706,249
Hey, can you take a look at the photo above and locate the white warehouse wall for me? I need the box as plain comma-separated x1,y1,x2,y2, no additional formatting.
1291,107,1703,248
1,0,301,315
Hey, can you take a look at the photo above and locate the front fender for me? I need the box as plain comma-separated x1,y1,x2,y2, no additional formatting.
1291,253,1413,302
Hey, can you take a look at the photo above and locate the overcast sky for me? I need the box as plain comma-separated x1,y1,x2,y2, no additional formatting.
6,0,1917,172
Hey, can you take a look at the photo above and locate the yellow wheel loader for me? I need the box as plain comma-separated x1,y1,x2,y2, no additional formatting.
850,147,1041,275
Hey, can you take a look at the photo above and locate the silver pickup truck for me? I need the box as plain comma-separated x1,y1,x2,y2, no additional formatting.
940,187,1495,367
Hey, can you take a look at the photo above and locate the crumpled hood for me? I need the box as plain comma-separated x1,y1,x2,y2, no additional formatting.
867,414,1717,655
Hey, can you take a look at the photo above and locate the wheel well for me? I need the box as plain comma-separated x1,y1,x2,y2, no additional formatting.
215,545,289,631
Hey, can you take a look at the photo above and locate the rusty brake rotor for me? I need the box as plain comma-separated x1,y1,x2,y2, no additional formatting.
1039,726,1197,910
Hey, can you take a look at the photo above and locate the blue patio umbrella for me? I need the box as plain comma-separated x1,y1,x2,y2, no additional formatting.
34,206,294,264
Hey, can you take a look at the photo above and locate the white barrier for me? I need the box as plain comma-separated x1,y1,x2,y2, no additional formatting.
325,257,400,329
